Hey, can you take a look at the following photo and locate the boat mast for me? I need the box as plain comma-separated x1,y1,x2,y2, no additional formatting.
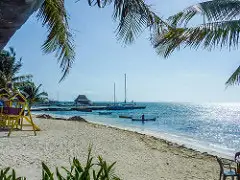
124,73,127,103
114,82,116,105
57,91,59,102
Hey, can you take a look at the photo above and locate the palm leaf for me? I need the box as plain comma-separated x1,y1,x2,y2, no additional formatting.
35,84,43,94
37,0,75,82
114,0,156,44
19,82,48,106
87,0,168,44
153,19,240,58
36,91,48,97
0,48,32,89
9,47,16,57
12,75,33,82
225,66,240,86
168,0,240,27
12,59,22,75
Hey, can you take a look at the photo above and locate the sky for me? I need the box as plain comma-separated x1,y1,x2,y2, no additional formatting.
5,0,240,103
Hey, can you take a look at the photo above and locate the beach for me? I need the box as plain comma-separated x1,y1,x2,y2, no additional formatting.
0,117,224,179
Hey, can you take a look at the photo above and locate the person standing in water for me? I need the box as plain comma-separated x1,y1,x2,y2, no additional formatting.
141,114,145,124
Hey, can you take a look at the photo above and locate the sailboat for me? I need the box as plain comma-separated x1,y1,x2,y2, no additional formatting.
106,74,146,110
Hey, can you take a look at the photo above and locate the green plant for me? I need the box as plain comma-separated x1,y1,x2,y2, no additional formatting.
0,147,121,180
19,81,48,109
42,146,121,180
0,167,26,180
0,47,32,89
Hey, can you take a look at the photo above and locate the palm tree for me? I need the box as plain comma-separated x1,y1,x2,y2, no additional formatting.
0,47,32,89
0,0,166,81
152,0,240,86
19,82,48,109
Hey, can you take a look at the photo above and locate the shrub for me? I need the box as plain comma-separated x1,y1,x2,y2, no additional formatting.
1,147,121,180
0,167,26,180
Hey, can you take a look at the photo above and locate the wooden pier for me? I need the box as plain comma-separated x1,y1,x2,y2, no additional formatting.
31,105,146,112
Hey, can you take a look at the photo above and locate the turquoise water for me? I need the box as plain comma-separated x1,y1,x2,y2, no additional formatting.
34,102,240,158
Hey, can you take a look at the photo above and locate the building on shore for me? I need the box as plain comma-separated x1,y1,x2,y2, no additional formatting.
74,95,92,105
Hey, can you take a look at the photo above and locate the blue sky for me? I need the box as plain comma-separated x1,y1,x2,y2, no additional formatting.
6,0,240,102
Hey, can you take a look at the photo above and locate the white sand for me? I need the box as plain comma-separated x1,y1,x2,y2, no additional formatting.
0,118,223,179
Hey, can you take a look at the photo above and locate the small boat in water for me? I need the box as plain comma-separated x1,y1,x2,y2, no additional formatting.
119,115,132,119
99,112,112,115
131,117,156,121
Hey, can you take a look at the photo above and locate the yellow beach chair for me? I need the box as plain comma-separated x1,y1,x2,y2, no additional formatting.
0,89,40,136
0,88,10,129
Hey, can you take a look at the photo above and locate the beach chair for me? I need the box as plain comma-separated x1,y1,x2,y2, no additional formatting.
216,156,238,180
0,89,10,129
3,106,25,136
0,89,40,136
0,105,6,129
6,92,39,136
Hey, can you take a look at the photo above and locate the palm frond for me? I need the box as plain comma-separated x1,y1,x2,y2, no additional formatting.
35,84,43,94
37,0,75,82
36,91,48,97
168,0,240,27
153,19,240,58
12,59,23,75
114,0,154,44
87,0,168,44
0,48,32,89
225,66,240,86
9,47,16,57
19,82,48,105
12,75,33,82
86,0,110,8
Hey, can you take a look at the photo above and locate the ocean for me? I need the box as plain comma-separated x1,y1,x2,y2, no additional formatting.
33,102,240,159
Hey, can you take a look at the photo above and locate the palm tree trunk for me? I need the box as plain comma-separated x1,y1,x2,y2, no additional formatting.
0,0,45,50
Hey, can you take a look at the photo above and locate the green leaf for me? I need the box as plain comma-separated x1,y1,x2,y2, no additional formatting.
37,0,75,82
56,167,66,180
225,65,240,86
12,169,16,180
168,0,240,27
42,162,54,180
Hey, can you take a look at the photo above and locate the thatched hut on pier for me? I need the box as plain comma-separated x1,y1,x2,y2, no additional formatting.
74,95,92,105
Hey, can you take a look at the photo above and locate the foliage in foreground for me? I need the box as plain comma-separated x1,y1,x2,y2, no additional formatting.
0,147,121,180
0,167,26,180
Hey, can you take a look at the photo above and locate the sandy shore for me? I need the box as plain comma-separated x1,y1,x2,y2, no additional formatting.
0,117,227,179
